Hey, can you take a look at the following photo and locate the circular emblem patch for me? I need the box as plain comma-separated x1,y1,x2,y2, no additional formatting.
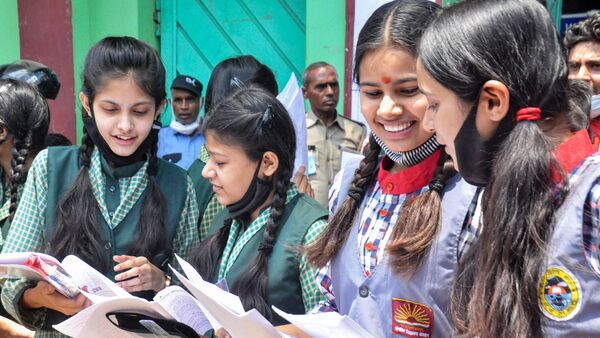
539,267,581,321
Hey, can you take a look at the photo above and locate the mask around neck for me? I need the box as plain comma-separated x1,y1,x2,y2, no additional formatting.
591,94,600,119
226,160,273,219
453,104,513,187
169,106,202,135
170,119,200,135
83,110,161,168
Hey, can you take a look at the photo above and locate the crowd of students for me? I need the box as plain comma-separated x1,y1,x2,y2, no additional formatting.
0,0,598,337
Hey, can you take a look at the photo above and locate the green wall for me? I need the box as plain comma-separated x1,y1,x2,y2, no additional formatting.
442,0,461,6
71,0,158,141
0,0,20,65
305,0,346,115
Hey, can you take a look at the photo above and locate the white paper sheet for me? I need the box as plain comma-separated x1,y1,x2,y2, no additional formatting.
154,285,212,335
54,285,211,338
170,258,284,338
340,149,365,173
62,255,132,301
273,306,374,338
277,73,308,178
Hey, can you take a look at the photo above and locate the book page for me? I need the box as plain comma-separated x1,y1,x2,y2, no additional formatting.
154,285,212,335
170,267,282,338
61,255,132,301
272,306,374,338
53,297,169,337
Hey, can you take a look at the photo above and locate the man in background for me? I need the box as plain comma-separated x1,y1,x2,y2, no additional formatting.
303,62,366,207
565,12,600,137
158,75,205,170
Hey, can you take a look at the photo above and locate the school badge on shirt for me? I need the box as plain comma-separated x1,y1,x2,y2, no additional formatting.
539,267,582,321
391,298,434,337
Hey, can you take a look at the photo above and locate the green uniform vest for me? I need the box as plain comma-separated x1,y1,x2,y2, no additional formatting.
188,158,213,225
208,193,327,325
41,146,188,329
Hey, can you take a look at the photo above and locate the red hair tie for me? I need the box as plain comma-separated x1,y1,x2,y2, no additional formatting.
516,107,542,122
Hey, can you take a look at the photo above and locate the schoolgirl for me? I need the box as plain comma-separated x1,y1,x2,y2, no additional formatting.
0,36,199,337
192,85,328,328
293,1,476,337
416,0,600,336
188,55,278,239
0,80,49,337
0,80,49,249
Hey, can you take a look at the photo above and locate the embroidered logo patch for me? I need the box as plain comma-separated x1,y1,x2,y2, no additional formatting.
539,267,581,321
392,298,434,337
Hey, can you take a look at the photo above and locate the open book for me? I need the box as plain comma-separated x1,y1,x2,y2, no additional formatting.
0,252,211,337
0,252,130,299
54,285,211,337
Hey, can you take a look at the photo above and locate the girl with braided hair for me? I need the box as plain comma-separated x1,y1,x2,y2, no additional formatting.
417,0,600,336
191,85,328,335
280,1,477,337
0,80,49,338
0,36,199,337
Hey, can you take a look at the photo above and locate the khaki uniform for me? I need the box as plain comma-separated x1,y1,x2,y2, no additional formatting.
306,111,366,207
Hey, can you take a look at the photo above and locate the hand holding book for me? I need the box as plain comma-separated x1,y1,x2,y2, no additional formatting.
21,280,90,316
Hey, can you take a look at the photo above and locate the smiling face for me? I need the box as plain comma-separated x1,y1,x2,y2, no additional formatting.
416,59,471,169
358,48,433,153
81,75,159,157
201,131,259,206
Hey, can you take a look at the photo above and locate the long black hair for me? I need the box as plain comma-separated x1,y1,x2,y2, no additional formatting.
419,1,571,336
0,79,49,221
307,0,452,275
204,55,278,115
193,85,295,321
47,36,170,273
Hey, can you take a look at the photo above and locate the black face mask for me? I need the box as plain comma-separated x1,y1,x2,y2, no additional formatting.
453,104,513,187
83,113,161,168
226,160,273,219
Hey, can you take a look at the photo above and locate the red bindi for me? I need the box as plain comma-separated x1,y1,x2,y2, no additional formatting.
382,76,391,84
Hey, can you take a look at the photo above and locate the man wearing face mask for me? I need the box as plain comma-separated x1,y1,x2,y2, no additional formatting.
564,13,600,136
158,75,205,170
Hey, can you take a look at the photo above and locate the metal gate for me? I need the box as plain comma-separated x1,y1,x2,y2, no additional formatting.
159,0,306,120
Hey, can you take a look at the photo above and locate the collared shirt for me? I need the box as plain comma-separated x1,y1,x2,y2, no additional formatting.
158,126,205,170
313,152,439,312
197,145,224,239
0,148,200,337
306,110,366,207
217,184,328,312
0,183,24,247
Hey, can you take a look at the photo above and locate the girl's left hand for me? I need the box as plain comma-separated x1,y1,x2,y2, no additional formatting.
113,255,166,292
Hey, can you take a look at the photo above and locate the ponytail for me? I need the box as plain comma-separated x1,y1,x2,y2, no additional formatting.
452,120,564,338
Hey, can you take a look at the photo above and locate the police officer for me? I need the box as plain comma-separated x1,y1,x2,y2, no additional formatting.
303,62,366,207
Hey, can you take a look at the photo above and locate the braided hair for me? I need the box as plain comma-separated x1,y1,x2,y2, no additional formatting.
0,80,50,222
192,85,296,321
47,36,169,272
307,0,450,273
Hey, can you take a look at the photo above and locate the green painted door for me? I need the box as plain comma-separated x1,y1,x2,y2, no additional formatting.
159,0,306,122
